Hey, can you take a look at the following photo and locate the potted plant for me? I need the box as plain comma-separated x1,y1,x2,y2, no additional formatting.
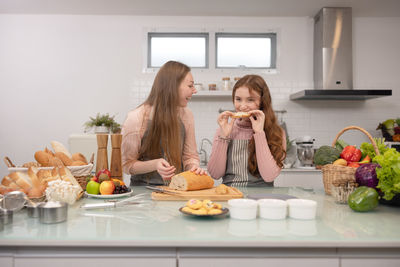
84,113,121,134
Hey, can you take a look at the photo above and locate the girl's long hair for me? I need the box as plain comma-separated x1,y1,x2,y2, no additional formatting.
232,75,286,174
138,61,190,172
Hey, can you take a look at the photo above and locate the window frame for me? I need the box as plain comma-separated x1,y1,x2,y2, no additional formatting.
215,32,277,69
147,32,209,69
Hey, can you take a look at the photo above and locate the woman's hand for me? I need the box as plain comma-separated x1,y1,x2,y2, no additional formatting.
217,111,236,138
189,166,207,175
155,158,176,180
249,110,265,133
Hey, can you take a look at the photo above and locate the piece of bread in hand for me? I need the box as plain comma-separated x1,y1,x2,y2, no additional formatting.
231,112,251,118
169,171,214,191
72,153,88,164
51,141,72,158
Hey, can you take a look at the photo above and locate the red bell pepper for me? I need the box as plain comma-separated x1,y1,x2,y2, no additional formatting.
340,145,362,162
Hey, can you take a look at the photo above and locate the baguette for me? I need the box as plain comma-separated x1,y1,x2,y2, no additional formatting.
27,167,46,198
1,176,20,191
8,172,32,193
72,153,88,164
231,112,251,118
51,141,72,158
169,171,214,191
70,160,86,166
34,151,53,167
58,167,82,192
54,152,73,166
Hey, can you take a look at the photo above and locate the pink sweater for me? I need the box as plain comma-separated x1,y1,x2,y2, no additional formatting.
207,119,286,183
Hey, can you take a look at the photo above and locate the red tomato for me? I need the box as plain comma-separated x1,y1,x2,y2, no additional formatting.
340,146,362,162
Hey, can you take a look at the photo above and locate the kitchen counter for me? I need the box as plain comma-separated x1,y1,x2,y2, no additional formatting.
1,186,399,267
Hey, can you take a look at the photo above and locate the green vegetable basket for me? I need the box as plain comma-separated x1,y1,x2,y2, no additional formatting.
322,126,380,195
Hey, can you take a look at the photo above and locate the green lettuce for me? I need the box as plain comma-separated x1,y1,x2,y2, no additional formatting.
374,148,400,200
360,138,389,159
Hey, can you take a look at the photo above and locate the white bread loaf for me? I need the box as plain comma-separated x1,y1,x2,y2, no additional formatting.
169,171,214,191
51,141,72,158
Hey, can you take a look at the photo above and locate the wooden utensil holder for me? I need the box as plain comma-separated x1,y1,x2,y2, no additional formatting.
110,134,122,180
96,134,109,174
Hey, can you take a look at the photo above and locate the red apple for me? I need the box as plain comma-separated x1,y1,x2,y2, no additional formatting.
96,169,111,179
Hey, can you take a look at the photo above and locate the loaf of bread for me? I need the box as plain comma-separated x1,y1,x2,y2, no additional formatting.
34,151,53,167
54,152,73,166
8,172,32,193
231,112,251,118
51,141,72,158
169,171,214,191
72,153,88,164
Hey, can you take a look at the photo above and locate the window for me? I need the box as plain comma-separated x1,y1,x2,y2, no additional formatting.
216,33,277,69
148,33,209,68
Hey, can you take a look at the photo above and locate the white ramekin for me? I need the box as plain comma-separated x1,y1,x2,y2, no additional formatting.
257,199,287,220
228,199,258,220
286,199,317,220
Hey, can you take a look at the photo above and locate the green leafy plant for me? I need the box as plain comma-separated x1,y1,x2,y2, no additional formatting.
84,113,121,133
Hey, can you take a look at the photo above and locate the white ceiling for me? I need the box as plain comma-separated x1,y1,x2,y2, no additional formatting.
1,0,400,17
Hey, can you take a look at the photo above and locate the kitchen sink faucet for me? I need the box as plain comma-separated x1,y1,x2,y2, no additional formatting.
199,138,212,166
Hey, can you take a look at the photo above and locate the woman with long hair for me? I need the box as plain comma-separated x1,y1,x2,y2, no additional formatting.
121,61,205,186
207,74,286,186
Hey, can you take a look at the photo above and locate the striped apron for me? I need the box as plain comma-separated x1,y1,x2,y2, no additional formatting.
223,139,273,187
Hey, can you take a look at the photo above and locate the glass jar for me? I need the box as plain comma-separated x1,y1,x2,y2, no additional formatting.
222,77,231,91
208,84,217,91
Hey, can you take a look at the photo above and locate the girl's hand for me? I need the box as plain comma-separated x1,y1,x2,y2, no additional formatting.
217,111,236,138
249,110,265,133
156,158,176,180
189,166,207,175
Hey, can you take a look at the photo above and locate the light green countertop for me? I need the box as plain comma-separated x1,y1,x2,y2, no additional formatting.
1,186,399,248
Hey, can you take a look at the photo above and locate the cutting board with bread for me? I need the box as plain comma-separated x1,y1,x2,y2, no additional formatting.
150,171,243,201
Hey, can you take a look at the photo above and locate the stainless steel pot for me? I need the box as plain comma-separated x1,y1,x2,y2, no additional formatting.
38,202,68,224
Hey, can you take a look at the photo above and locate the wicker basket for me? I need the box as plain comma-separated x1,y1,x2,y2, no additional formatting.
4,154,95,191
321,126,380,195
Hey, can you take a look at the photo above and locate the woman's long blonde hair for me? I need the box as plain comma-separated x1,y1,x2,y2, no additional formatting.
232,75,286,173
138,61,190,172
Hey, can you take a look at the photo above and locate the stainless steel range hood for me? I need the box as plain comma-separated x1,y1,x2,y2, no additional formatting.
290,7,391,100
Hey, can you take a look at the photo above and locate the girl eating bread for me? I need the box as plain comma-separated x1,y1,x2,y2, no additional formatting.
207,75,286,187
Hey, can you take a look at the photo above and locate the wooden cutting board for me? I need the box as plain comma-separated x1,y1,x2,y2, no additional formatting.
151,186,243,201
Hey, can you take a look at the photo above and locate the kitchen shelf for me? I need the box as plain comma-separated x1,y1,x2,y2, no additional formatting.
192,91,232,98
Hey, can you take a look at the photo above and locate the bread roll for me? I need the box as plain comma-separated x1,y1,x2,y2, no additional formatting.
54,152,73,166
70,160,86,166
169,171,214,191
0,185,13,195
231,112,251,118
44,147,55,156
22,162,40,168
51,141,72,158
34,151,53,167
27,167,46,197
72,153,88,164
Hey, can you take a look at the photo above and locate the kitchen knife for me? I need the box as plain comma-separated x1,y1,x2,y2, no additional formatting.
145,186,181,195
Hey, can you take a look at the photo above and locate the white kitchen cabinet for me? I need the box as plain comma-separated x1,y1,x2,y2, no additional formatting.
0,257,13,267
341,258,400,267
179,258,338,267
14,258,175,267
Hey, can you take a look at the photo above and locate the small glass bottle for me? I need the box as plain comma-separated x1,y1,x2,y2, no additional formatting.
208,84,217,91
222,77,231,91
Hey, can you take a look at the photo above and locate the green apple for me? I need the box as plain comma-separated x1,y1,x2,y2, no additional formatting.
86,181,100,195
